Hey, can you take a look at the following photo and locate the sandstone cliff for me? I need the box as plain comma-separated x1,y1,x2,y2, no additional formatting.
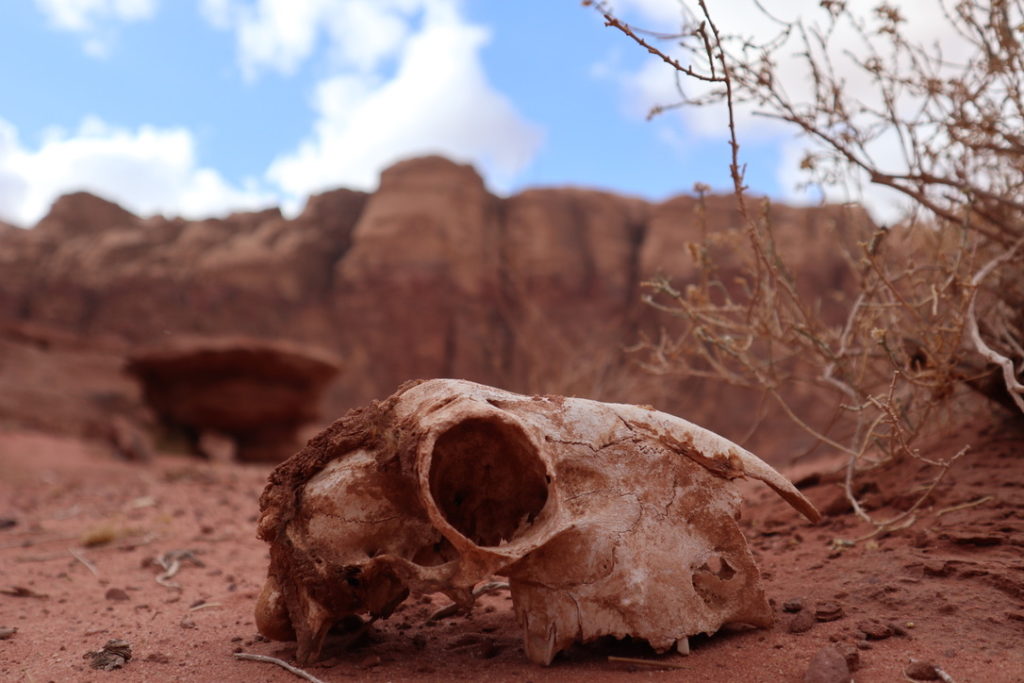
0,156,873,454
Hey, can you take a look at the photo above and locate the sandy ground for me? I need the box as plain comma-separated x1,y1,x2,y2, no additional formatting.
1,419,1022,682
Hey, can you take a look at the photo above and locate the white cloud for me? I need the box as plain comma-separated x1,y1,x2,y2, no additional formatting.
0,117,275,227
266,5,543,198
605,0,690,26
34,0,158,55
7,0,541,228
202,0,423,80
597,0,972,221
203,0,543,199
35,0,157,30
198,0,233,28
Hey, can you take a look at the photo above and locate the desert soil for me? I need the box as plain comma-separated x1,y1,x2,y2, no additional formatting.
1,417,1022,682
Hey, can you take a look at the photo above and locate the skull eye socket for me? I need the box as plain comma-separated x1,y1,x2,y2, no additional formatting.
701,554,736,580
691,553,738,607
428,416,549,547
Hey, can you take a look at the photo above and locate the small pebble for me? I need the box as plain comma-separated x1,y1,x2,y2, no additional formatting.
857,619,893,640
905,661,941,680
803,645,851,683
104,588,130,602
788,610,816,634
815,600,845,622
783,598,805,613
838,645,860,672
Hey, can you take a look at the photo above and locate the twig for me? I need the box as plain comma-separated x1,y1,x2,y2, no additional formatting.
156,558,181,589
935,495,993,517
844,445,968,543
69,548,99,577
608,655,689,670
966,236,1024,414
597,10,722,84
152,549,203,590
188,601,222,611
233,653,327,683
844,449,876,525
775,387,860,456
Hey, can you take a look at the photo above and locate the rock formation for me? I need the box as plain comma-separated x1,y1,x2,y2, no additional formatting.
0,156,874,456
126,338,340,462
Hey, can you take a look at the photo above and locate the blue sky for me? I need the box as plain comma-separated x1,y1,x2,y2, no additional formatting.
0,0,827,227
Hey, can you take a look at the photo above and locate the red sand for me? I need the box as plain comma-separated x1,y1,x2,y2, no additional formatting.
1,420,1022,682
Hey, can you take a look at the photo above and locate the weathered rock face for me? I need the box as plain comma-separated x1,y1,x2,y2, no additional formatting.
3,188,367,343
330,158,504,399
641,194,859,311
34,192,140,239
0,155,873,454
0,321,145,444
126,338,340,462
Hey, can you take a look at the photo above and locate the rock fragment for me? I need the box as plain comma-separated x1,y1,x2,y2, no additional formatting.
788,609,816,634
803,645,851,683
814,600,845,622
905,660,942,680
783,597,805,613
857,619,893,640
84,639,132,670
104,588,130,601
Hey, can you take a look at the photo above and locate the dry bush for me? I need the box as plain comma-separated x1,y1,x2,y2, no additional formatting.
590,0,1024,538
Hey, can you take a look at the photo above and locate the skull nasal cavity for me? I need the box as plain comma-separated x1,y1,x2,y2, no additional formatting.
429,417,548,547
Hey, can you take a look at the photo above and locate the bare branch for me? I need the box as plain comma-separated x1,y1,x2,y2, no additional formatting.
966,236,1024,413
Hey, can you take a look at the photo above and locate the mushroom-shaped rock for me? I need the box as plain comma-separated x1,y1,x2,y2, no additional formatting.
126,337,340,462
255,379,820,665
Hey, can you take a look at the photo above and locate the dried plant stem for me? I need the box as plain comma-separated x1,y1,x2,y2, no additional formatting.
233,653,326,683
935,495,993,517
608,655,689,670
767,386,859,457
845,445,968,543
68,548,99,577
966,236,1024,413
188,602,221,611
593,0,1021,548
153,549,202,590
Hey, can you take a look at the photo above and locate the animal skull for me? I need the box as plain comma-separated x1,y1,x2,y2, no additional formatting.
255,379,820,665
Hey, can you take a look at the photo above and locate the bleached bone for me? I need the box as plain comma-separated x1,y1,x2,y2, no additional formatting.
256,379,819,665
